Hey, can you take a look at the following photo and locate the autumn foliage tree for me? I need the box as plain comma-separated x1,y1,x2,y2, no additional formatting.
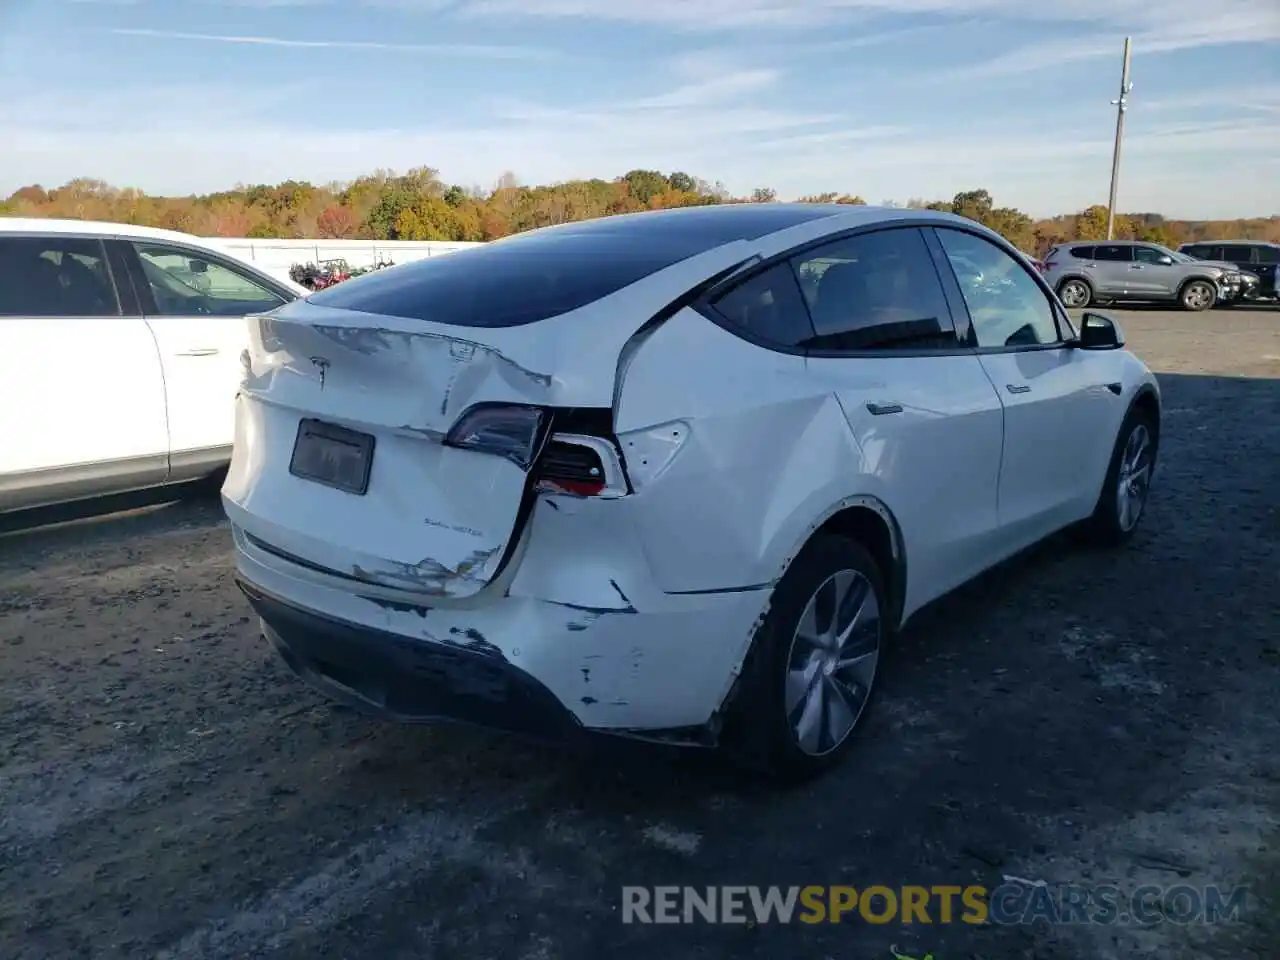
2,168,1276,252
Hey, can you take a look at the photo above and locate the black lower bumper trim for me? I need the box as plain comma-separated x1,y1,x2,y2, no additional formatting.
237,578,584,741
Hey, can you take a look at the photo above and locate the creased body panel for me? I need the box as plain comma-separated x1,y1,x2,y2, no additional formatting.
222,394,522,597
242,303,562,435
614,308,866,596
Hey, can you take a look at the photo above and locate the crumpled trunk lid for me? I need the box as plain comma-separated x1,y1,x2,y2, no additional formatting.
224,302,584,599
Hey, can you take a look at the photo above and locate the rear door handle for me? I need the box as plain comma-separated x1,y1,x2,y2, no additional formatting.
1006,384,1031,394
866,402,903,415
176,347,219,357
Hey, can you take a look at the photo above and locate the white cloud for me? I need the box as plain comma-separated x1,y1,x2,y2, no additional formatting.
6,16,1280,220
107,27,556,59
942,9,1280,79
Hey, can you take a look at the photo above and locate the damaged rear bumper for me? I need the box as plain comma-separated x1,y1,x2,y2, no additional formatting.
239,578,584,739
228,514,773,739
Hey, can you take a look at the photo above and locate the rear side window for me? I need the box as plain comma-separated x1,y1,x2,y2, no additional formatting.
1257,246,1280,264
1070,246,1095,259
710,262,813,347
0,236,120,317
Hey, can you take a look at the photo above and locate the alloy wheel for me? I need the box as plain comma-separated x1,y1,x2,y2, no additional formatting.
1116,423,1153,532
784,569,881,756
1183,282,1215,310
1060,280,1089,307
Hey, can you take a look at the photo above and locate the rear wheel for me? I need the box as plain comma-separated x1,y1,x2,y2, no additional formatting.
1179,280,1216,312
1058,278,1093,308
720,535,887,783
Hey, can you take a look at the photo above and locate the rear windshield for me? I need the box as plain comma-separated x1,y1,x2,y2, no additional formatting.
306,205,844,328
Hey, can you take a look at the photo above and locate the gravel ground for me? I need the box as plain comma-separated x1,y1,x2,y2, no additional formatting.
1,305,1278,960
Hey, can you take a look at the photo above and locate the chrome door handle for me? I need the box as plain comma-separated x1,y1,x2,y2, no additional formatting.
1006,384,1031,394
176,348,219,357
1129,264,1145,269
866,402,903,415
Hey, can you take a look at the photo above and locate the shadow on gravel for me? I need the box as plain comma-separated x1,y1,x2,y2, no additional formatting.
0,481,225,560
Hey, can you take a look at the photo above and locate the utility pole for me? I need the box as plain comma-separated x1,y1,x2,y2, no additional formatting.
1106,36,1133,240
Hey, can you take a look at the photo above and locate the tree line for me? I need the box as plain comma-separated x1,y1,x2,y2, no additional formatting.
4,168,1277,255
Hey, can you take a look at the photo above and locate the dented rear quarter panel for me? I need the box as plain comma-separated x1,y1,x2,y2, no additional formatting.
613,307,877,596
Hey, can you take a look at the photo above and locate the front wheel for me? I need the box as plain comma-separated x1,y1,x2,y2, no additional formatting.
1180,280,1216,312
720,535,887,783
1084,408,1157,546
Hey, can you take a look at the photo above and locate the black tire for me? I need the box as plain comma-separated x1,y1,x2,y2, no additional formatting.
1057,277,1093,308
718,534,889,784
1179,279,1216,312
1083,406,1157,546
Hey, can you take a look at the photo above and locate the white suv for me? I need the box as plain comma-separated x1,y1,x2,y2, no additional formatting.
0,218,307,514
222,204,1161,781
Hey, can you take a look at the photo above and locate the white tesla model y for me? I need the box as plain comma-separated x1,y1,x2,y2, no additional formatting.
222,204,1160,781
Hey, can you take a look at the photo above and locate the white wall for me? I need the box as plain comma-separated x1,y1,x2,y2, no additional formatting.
206,238,483,277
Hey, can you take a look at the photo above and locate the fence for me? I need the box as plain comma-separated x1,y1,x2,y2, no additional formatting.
205,238,483,277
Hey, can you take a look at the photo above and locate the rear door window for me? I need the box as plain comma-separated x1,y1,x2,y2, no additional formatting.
1256,246,1280,264
1222,245,1255,263
0,236,121,317
1069,246,1095,259
709,261,814,348
1092,245,1132,262
790,227,958,352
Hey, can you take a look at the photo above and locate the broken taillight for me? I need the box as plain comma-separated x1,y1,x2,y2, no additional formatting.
535,433,629,499
443,404,547,469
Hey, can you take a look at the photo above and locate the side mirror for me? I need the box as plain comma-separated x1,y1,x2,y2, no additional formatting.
1076,311,1125,350
1157,255,1174,266
190,259,209,273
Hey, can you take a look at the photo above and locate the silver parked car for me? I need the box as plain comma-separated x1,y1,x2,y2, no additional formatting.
1041,240,1254,311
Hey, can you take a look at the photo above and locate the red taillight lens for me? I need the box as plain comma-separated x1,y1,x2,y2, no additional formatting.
444,404,547,469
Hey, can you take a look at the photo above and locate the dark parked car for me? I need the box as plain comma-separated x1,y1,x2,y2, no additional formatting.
1178,241,1279,303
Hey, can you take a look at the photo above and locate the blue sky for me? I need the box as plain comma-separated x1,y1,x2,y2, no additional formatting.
1,0,1278,218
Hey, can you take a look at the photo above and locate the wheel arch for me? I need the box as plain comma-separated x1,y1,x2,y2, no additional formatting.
1128,382,1161,452
1176,274,1219,296
1056,273,1094,293
769,494,908,634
